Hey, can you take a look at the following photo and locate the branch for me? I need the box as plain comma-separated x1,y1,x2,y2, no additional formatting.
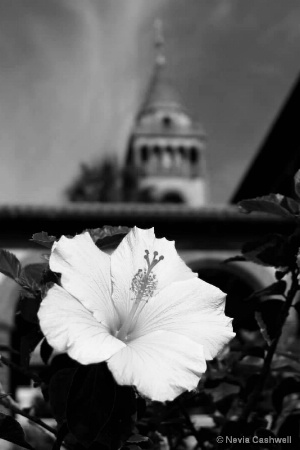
175,398,204,448
0,392,57,436
0,354,41,384
240,267,299,423
0,383,74,450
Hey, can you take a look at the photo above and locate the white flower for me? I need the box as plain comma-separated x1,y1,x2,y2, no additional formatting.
38,227,234,401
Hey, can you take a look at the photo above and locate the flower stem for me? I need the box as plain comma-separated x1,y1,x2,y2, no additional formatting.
175,398,204,448
0,354,41,384
0,388,57,436
240,267,299,423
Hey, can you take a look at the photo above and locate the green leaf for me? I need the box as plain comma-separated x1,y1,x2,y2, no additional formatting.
31,231,57,249
88,225,131,250
0,413,34,449
0,249,22,281
239,193,300,218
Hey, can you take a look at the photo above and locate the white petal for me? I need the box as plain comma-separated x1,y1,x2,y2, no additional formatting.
50,232,118,328
107,330,206,401
132,278,235,360
111,227,196,320
38,284,125,364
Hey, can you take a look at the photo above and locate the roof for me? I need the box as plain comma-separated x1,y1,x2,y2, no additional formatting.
231,73,300,203
0,203,293,251
135,40,204,137
138,62,184,117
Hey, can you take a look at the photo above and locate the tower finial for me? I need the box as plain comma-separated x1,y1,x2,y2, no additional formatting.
154,18,165,66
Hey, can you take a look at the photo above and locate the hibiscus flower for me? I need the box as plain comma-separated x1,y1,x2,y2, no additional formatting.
38,227,234,401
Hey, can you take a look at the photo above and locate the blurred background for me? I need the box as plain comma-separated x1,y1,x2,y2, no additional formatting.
1,3,300,448
0,0,300,205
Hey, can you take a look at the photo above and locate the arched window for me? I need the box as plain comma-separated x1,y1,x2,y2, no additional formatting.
190,147,199,164
153,145,160,156
178,146,185,157
141,145,148,163
160,191,185,203
162,116,172,128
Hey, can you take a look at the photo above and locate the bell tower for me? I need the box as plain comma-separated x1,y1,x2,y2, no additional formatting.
126,21,207,206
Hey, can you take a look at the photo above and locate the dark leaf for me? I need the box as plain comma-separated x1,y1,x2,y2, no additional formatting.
242,346,265,359
271,353,300,372
255,428,281,450
88,225,130,250
0,413,34,449
31,231,57,249
66,363,116,448
294,302,300,326
125,436,153,450
277,412,300,447
206,382,240,403
242,234,291,267
255,299,284,345
0,249,22,281
243,374,261,398
223,255,247,264
18,263,48,293
40,338,53,365
20,328,43,368
127,435,150,444
52,423,69,450
19,296,41,324
49,369,76,425
239,193,300,218
294,169,300,200
122,446,142,450
0,394,9,400
245,282,286,301
275,269,289,280
272,377,300,412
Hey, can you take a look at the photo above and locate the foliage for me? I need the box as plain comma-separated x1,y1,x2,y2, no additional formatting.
66,157,178,204
2,176,300,448
65,158,144,203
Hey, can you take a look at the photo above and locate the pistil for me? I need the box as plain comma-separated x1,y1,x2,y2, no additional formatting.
116,250,164,342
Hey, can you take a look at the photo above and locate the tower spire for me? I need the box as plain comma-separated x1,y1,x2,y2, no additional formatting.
154,19,165,67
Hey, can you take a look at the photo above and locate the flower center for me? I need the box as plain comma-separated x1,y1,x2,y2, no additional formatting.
116,250,164,342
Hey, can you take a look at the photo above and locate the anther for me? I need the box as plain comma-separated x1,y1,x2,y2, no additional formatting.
144,249,164,271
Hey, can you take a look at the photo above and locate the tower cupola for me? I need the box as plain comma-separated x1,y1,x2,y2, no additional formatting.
126,21,207,206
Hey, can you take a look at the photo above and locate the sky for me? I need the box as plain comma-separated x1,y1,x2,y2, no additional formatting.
0,0,300,204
